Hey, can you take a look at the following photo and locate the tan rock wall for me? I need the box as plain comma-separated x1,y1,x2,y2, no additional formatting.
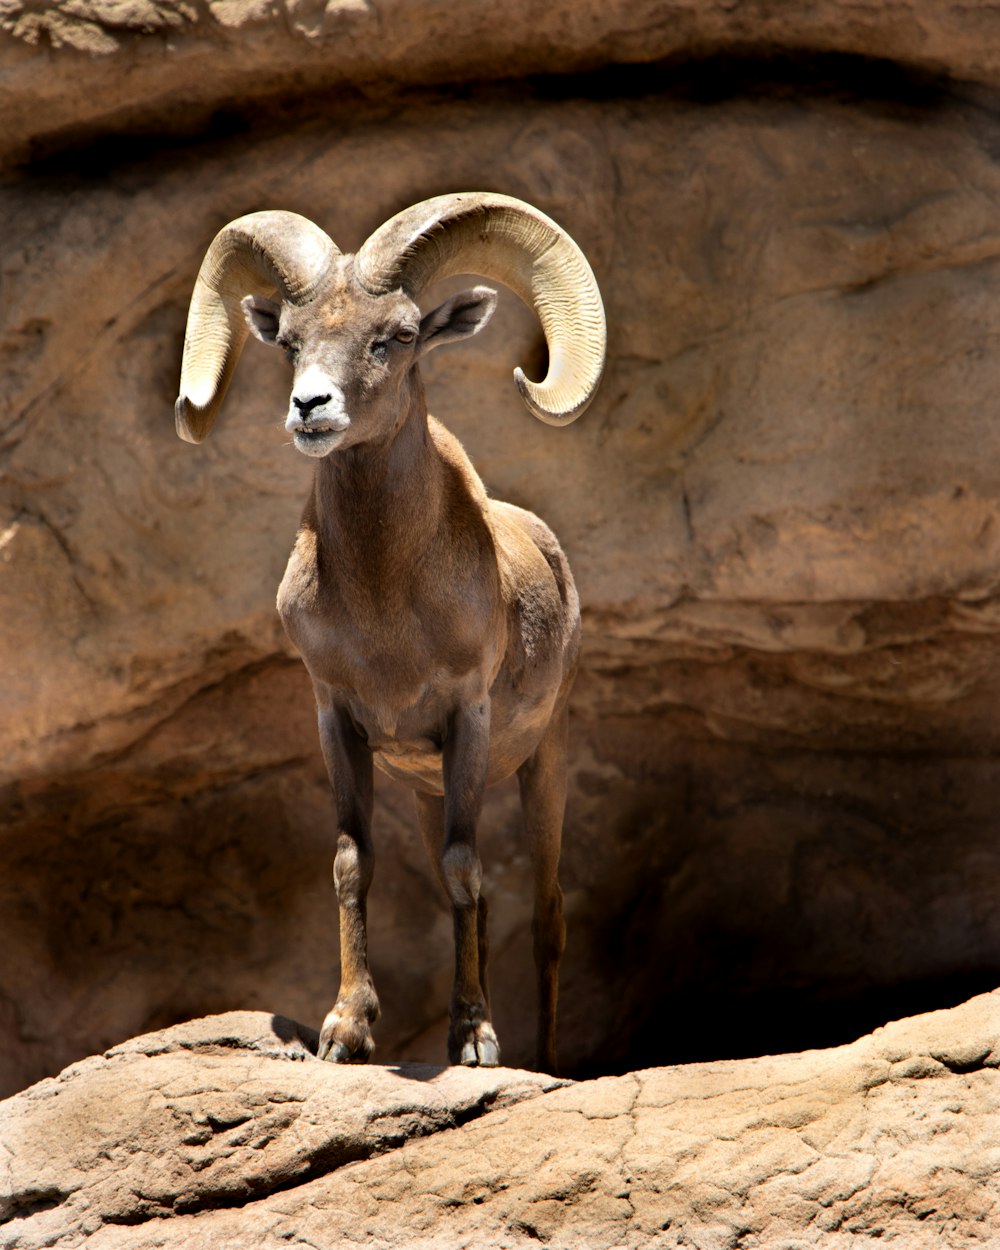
3,5,1000,1093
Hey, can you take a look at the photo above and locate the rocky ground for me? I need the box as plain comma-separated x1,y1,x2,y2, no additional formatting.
2,991,998,1248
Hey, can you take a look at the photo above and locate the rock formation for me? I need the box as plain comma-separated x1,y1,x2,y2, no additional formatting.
2,992,998,1247
2,1,1000,1096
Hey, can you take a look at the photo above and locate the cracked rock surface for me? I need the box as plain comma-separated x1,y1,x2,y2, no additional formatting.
0,1012,567,1245
5,1,1000,1097
2,993,998,1248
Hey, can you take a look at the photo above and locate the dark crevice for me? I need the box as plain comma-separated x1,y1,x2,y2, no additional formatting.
932,1050,997,1075
527,48,957,110
11,49,965,181
1,1188,67,1224
567,969,1000,1081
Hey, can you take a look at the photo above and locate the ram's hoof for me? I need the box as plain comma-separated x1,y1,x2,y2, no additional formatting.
452,1020,500,1068
321,1041,354,1064
317,1008,375,1064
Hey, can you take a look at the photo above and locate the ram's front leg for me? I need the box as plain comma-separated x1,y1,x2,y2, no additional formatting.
441,699,499,1067
316,701,380,1063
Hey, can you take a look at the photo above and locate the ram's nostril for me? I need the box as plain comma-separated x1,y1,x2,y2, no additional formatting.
293,393,332,414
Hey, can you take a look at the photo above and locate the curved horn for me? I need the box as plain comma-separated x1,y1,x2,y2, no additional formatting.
175,211,338,443
354,193,606,426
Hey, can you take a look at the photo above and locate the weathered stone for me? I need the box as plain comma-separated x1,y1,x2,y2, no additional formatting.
0,1011,566,1245
1,994,997,1247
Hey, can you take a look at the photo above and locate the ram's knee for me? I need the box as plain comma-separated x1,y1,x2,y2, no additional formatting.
441,843,482,909
334,835,373,900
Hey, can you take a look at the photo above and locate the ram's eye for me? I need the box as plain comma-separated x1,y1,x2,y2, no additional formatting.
395,328,417,344
277,337,298,362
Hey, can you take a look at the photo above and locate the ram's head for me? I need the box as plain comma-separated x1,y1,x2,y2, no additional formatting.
175,193,607,457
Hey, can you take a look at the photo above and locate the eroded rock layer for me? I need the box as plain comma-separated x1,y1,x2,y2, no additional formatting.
2,5,1000,1093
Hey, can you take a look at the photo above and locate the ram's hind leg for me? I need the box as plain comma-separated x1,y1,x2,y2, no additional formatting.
517,702,570,1074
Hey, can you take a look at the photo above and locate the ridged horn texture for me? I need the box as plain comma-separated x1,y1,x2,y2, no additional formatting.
354,192,606,426
175,211,338,443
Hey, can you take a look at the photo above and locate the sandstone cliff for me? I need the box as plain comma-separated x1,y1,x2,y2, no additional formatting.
2,1,1000,1099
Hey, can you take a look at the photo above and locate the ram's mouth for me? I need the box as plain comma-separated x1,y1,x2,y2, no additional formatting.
291,419,349,457
297,422,341,439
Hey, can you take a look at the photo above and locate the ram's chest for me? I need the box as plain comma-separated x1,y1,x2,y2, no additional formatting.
293,602,438,712
278,542,500,744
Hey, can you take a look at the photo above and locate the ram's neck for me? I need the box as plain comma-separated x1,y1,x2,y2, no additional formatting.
309,377,444,585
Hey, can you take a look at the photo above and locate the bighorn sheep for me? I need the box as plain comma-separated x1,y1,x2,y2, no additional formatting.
175,192,605,1071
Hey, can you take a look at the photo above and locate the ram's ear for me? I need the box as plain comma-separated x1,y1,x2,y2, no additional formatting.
417,285,497,356
242,294,282,345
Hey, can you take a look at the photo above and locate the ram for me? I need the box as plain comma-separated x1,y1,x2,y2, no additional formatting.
175,192,605,1071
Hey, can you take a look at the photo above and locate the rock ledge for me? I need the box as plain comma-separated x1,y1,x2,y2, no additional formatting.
1,993,998,1248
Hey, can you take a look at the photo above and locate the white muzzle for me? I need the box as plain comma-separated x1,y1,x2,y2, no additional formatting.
286,367,350,457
